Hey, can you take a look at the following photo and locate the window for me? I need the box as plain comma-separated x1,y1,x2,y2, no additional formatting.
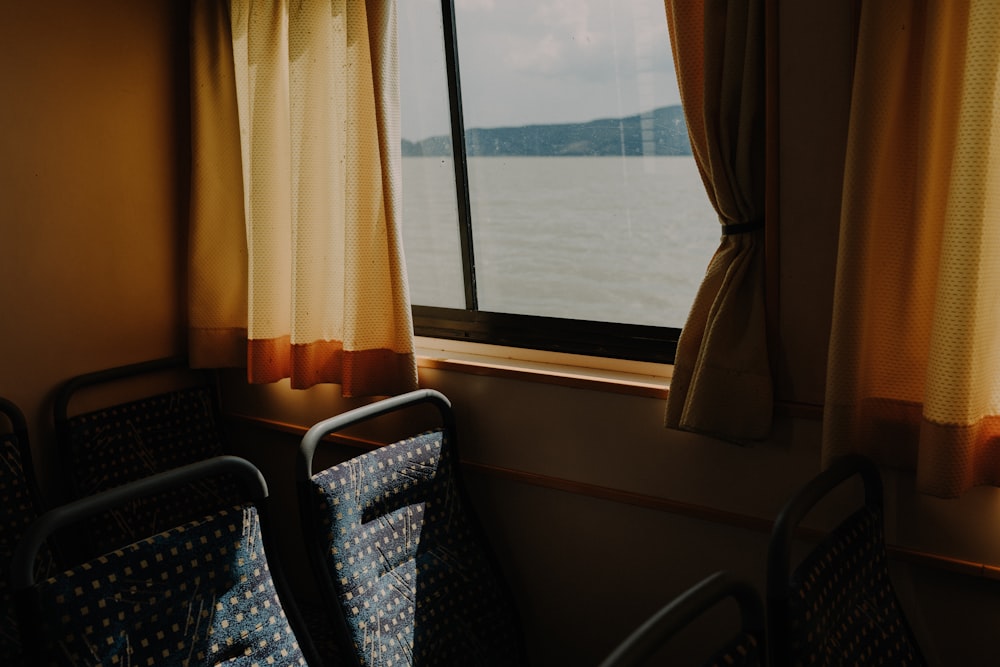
399,0,718,364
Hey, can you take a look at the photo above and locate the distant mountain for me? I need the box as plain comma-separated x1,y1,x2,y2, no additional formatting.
402,105,692,157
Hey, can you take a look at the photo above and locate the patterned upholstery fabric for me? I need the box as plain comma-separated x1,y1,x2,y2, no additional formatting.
28,505,308,666
705,633,762,667
786,506,925,666
308,429,523,666
60,385,240,556
0,428,56,666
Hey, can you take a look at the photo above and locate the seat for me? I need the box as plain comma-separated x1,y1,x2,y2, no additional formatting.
766,454,927,667
52,356,241,558
0,397,57,666
297,388,526,667
10,455,322,666
598,571,765,667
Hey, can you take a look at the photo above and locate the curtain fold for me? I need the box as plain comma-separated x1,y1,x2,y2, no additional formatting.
189,0,417,397
663,0,771,441
824,0,1000,498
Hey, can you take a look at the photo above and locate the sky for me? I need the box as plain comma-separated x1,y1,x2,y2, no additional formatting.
398,0,682,142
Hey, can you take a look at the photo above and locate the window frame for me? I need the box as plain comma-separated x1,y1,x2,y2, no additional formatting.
409,0,687,366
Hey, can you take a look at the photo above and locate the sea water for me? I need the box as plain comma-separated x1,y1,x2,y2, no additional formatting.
401,155,719,329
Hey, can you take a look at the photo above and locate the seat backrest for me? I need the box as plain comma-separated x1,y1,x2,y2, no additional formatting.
598,571,765,667
0,397,56,666
53,356,241,557
11,455,320,667
766,454,927,667
297,389,526,667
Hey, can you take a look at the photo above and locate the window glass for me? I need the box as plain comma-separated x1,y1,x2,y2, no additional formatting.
399,2,465,309
400,0,717,336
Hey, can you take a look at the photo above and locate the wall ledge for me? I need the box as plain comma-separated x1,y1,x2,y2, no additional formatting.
415,336,670,399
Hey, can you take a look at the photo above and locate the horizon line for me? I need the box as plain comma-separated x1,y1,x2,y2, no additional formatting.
402,102,684,145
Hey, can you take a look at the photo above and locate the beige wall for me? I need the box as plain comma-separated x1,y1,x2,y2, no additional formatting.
0,1,190,494
773,0,857,407
4,1,1000,666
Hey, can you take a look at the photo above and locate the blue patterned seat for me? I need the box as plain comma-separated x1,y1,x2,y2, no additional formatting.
53,357,242,558
599,571,765,667
767,454,927,667
10,456,321,667
0,396,56,666
297,389,526,667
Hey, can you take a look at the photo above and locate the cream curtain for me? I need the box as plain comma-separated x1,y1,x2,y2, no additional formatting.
663,0,771,441
189,0,417,397
824,1,1000,498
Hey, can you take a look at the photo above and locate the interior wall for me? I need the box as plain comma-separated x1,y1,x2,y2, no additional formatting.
773,0,857,407
0,0,190,496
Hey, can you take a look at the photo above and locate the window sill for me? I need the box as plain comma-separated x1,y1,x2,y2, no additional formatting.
414,336,670,399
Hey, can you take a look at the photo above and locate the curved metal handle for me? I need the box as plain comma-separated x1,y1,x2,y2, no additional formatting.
296,389,453,479
11,455,266,590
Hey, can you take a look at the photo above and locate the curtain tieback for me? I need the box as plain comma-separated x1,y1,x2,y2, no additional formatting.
721,219,764,235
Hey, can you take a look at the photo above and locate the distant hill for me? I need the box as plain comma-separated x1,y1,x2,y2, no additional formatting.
402,105,691,157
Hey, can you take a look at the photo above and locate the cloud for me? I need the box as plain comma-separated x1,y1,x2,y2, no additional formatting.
534,0,601,45
400,0,680,138
469,0,606,78
456,0,495,9
481,0,670,83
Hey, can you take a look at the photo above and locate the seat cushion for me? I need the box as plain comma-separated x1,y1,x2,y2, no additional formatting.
310,430,523,666
30,505,308,666
787,507,924,666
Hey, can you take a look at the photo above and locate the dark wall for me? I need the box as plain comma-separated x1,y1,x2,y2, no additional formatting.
0,1,192,496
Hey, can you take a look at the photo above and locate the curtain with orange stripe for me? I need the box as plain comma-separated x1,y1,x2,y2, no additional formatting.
663,0,771,441
189,0,417,397
824,1,1000,497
